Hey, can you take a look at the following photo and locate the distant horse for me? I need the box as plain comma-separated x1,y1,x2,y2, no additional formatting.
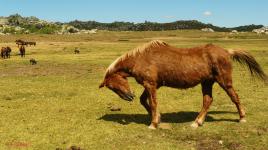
15,39,26,47
99,40,267,129
19,45,26,57
1,46,12,59
74,48,80,54
1,47,7,59
29,58,37,65
25,41,36,46
6,46,12,58
15,40,36,47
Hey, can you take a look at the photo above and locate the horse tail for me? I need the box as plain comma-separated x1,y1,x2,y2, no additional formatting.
228,49,268,83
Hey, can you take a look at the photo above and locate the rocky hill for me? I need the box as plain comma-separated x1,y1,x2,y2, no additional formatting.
0,14,87,35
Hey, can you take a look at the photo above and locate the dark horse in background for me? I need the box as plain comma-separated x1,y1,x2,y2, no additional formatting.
19,45,26,57
1,46,12,59
99,40,267,129
26,41,36,46
16,39,36,47
16,39,26,47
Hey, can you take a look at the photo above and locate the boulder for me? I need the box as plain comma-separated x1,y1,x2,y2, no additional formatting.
201,28,214,32
231,30,238,33
59,25,80,34
252,27,268,34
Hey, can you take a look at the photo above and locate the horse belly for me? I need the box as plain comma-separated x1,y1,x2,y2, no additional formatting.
161,75,202,88
158,65,211,88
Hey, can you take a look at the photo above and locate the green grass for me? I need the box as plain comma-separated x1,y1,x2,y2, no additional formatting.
0,31,267,150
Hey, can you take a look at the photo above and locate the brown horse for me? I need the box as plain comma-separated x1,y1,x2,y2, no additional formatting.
99,40,267,129
15,39,26,47
74,47,80,54
1,47,7,58
15,40,36,47
29,58,37,65
27,42,36,46
26,41,36,46
19,45,26,57
6,46,11,58
1,46,12,59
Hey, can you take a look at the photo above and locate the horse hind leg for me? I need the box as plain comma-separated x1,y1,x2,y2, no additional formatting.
223,85,246,122
216,74,246,123
191,80,214,128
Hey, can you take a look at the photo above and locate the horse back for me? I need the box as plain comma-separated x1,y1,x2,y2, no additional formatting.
133,44,231,88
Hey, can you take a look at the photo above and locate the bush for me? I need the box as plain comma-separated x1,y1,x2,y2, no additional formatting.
38,26,59,34
21,24,60,34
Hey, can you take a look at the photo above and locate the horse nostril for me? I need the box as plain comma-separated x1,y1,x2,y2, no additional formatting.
125,93,134,101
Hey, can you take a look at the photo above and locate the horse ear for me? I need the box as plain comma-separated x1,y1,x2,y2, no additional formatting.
99,81,105,88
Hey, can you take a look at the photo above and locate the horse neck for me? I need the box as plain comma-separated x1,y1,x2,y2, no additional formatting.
107,56,135,77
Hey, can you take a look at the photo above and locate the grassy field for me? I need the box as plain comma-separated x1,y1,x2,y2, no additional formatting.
0,30,267,150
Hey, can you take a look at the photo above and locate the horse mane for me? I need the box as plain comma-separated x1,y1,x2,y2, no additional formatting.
105,40,169,77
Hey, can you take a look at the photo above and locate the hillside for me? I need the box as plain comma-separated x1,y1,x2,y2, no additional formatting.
0,14,265,34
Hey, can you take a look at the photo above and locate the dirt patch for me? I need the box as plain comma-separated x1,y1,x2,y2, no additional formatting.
6,141,31,148
227,142,244,150
109,106,121,111
257,126,268,136
196,137,223,150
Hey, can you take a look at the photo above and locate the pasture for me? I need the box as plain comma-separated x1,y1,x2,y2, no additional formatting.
0,30,267,149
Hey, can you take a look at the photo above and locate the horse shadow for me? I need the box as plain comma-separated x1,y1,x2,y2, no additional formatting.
98,111,239,125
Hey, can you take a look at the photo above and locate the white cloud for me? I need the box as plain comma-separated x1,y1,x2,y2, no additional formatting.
203,11,212,16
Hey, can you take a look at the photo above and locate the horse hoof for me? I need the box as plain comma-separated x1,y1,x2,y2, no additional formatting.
239,118,247,123
148,124,157,130
190,122,199,128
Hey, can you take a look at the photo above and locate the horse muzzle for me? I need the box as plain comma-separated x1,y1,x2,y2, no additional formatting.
122,92,135,101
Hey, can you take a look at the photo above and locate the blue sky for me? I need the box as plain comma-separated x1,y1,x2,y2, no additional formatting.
0,0,267,27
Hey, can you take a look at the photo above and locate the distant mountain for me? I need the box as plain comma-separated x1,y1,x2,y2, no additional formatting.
0,14,265,34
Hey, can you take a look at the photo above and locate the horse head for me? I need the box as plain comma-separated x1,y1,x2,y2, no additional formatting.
99,72,135,101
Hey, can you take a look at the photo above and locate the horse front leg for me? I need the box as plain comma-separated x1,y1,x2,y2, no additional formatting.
140,89,151,114
144,82,160,129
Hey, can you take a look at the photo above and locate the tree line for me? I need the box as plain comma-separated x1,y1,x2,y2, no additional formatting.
68,20,263,32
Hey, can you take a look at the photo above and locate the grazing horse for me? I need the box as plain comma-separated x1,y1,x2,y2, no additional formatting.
74,48,80,54
25,41,36,46
29,58,37,65
15,40,36,47
6,46,12,58
15,39,26,47
19,45,26,57
1,47,7,59
1,46,12,59
99,40,267,129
